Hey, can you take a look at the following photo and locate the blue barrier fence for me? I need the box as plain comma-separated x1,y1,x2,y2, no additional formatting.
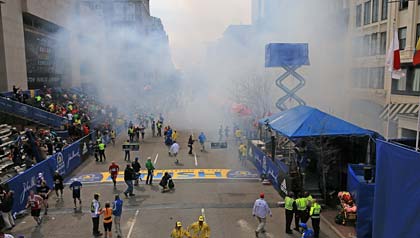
0,96,68,128
347,164,375,238
6,132,93,214
249,143,288,192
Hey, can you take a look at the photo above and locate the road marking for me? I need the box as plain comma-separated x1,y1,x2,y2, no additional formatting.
201,208,206,221
154,153,159,165
194,153,198,167
127,209,139,238
237,219,274,238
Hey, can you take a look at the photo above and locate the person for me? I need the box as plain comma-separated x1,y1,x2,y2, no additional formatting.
0,232,14,238
110,130,116,146
132,157,141,185
94,141,99,161
188,135,194,155
235,128,242,144
98,141,106,162
304,191,313,223
37,181,50,215
198,132,206,152
151,120,156,137
238,143,247,161
109,161,120,188
69,178,83,209
295,193,308,231
310,199,321,238
157,121,162,137
187,216,210,238
112,195,123,238
145,157,155,185
123,164,135,198
36,173,44,190
284,192,295,234
128,126,134,142
224,126,229,139
100,202,113,238
172,130,178,141
91,193,102,236
140,124,145,140
123,140,131,161
218,125,223,141
0,191,15,230
26,190,43,225
300,222,314,238
252,192,272,237
53,171,64,198
159,172,172,192
171,221,191,238
169,141,180,163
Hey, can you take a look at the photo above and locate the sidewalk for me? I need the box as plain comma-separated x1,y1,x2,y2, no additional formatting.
321,208,357,238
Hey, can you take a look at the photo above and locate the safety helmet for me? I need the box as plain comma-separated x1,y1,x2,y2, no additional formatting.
176,221,182,227
198,216,204,222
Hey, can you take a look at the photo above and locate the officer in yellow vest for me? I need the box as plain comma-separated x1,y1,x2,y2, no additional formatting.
310,199,321,238
302,191,313,223
98,142,106,162
284,191,295,234
294,193,307,231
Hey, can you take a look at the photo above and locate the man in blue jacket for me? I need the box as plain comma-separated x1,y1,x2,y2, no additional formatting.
198,132,207,152
113,194,123,238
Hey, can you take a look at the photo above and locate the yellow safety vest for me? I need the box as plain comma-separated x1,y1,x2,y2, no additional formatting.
284,196,294,211
98,143,105,151
296,198,307,211
310,203,321,218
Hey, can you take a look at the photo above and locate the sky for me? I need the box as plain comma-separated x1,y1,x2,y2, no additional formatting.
150,0,251,69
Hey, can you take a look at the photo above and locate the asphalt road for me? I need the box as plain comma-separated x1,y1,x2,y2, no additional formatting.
11,126,338,238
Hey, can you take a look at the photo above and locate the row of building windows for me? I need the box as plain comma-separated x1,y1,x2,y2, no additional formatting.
352,67,385,89
353,32,387,57
356,0,387,27
392,65,420,95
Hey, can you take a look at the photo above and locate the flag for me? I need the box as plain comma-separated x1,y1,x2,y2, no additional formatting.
413,37,420,65
386,31,402,79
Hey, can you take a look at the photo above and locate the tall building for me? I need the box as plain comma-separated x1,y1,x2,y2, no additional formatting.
0,0,81,91
348,0,420,138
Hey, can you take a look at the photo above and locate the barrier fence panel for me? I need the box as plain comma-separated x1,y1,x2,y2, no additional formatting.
373,140,420,238
6,133,93,214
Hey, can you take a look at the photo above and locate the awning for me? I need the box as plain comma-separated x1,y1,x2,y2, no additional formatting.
379,103,419,121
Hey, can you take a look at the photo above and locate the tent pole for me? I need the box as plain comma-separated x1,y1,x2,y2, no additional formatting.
320,136,327,204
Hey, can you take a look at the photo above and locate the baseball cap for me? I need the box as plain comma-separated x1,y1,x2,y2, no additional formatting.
198,215,204,222
176,221,182,227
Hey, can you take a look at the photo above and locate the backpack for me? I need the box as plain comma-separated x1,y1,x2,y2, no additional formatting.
168,179,174,189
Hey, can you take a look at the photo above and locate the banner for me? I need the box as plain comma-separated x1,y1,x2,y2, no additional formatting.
0,97,68,128
6,138,83,214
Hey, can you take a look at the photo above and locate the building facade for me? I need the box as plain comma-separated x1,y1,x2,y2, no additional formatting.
348,0,420,138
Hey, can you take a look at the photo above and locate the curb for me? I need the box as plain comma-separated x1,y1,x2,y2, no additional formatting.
321,214,347,238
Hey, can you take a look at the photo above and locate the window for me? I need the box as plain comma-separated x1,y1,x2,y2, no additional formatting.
392,69,407,91
413,69,420,91
372,0,379,23
360,68,369,88
416,23,420,43
400,0,409,10
379,32,387,54
398,27,407,50
363,35,371,56
381,0,388,20
356,4,362,27
371,33,378,55
364,1,371,25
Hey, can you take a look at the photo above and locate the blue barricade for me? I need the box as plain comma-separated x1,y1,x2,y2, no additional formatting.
249,143,288,191
6,133,92,214
347,164,375,238
0,97,68,128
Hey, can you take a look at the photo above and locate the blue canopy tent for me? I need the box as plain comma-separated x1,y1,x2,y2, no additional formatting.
258,106,377,138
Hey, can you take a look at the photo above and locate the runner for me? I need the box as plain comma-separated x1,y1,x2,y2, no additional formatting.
100,202,113,238
53,171,64,198
110,130,116,146
36,181,51,215
109,161,120,188
26,190,43,225
169,141,180,164
69,178,83,209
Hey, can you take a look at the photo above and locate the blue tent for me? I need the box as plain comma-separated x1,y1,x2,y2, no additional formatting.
258,106,375,138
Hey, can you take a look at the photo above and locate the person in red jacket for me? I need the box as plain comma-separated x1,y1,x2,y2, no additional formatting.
109,161,120,188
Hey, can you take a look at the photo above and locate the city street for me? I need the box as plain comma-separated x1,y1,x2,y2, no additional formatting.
12,128,338,238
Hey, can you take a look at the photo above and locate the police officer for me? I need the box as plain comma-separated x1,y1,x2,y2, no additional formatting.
303,191,313,223
294,193,307,231
284,191,295,234
310,199,321,238
98,141,106,162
